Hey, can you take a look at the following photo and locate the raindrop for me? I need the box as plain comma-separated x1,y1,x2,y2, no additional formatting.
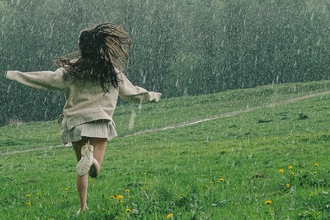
128,110,136,130
138,103,142,113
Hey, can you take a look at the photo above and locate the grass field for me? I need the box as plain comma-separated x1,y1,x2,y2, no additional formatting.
1,81,330,219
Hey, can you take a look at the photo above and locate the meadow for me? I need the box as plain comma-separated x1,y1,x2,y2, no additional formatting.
1,81,330,219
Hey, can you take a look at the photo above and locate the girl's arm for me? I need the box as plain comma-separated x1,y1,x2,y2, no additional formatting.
6,68,65,91
118,73,161,103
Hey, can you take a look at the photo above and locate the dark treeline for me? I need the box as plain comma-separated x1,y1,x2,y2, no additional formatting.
1,0,330,126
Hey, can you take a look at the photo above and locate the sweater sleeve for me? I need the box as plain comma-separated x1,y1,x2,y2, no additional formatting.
118,73,161,103
6,68,65,91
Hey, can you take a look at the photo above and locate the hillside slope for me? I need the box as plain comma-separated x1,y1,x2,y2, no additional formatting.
1,80,330,219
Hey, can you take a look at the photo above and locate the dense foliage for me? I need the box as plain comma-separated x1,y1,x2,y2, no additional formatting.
1,0,330,125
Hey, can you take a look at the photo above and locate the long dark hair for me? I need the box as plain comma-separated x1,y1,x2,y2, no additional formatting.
56,22,132,92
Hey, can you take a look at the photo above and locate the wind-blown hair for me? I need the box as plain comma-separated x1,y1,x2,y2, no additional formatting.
56,22,132,92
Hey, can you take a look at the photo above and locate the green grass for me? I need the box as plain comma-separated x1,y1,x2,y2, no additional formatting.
1,81,330,219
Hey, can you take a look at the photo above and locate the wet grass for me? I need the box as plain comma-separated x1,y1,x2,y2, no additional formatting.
1,80,330,219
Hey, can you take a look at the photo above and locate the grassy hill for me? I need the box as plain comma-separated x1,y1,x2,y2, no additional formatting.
1,81,330,219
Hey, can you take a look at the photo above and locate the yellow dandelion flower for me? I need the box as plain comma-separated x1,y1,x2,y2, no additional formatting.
288,165,293,169
286,183,290,188
26,193,31,197
314,163,319,167
143,172,147,175
167,213,174,219
125,189,130,193
35,192,40,197
219,176,225,181
26,201,31,206
126,208,131,213
290,171,294,175
313,171,317,175
265,199,272,205
64,188,69,191
110,195,115,199
279,169,284,173
117,195,123,200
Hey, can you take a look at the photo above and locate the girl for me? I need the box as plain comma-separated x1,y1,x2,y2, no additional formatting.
6,22,161,213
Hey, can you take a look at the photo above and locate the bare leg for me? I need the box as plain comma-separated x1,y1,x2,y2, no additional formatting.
73,137,107,211
89,138,107,177
73,137,89,211
76,174,88,211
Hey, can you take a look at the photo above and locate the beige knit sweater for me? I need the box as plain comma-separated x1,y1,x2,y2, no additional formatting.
6,68,161,129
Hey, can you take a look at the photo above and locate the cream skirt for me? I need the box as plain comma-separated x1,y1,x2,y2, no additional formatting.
60,119,118,144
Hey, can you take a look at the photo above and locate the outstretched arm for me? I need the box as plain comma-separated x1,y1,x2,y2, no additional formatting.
118,73,161,103
6,68,65,91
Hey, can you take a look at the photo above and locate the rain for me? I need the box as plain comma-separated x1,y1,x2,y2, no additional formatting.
1,0,330,126
3,2,330,218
